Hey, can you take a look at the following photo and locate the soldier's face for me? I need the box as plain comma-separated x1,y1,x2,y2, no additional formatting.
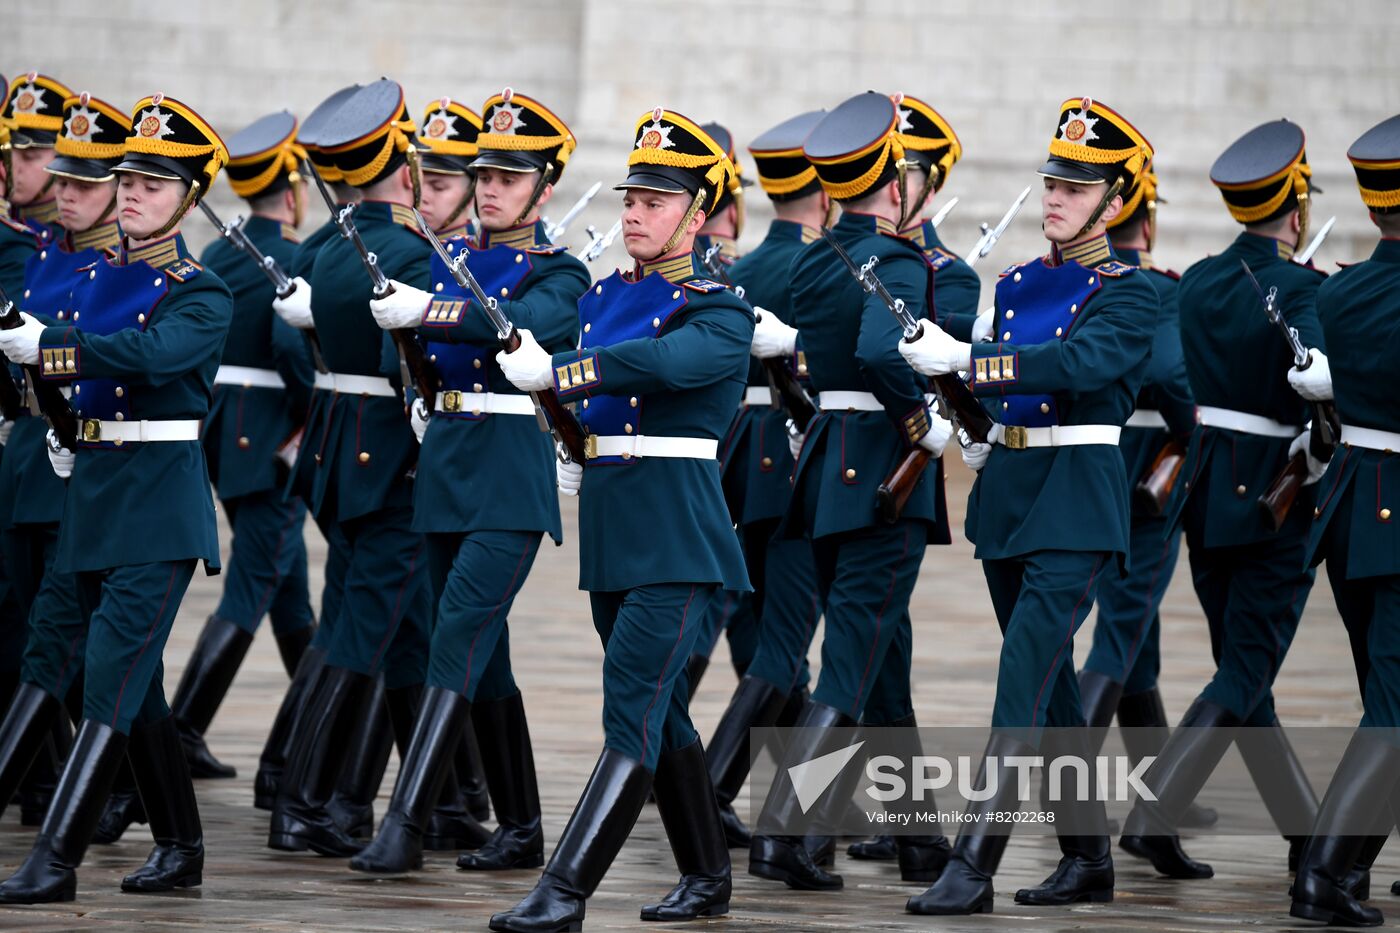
1041,176,1103,242
475,167,549,230
621,188,699,260
419,172,473,232
54,176,115,232
117,174,187,240
10,147,55,205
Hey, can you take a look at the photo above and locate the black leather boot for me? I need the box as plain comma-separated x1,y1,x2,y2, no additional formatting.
0,720,128,903
488,747,653,933
459,692,545,871
274,625,314,679
351,686,468,875
685,653,709,702
905,733,1030,915
1290,731,1400,927
1120,697,1240,879
255,645,326,810
706,675,786,849
323,673,392,842
1079,669,1125,732
18,723,65,827
844,714,951,882
171,615,253,779
640,738,731,921
91,759,146,844
268,664,371,856
1015,728,1114,906
748,701,856,890
121,715,204,892
457,718,492,823
1117,686,1218,829
1236,714,1318,872
0,682,64,821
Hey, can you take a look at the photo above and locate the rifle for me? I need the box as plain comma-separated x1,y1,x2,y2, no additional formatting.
1293,216,1335,266
1240,259,1340,530
695,244,817,433
966,186,1032,269
822,228,994,523
305,161,435,410
578,220,622,263
412,209,587,464
0,282,79,448
543,181,602,242
198,200,328,374
929,197,958,229
1133,438,1187,516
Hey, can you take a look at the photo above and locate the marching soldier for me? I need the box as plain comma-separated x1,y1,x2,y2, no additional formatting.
351,88,588,876
702,109,828,851
263,78,436,858
0,92,233,901
748,91,953,893
0,90,126,825
1288,112,1400,928
901,97,1157,914
173,110,317,780
490,108,750,932
416,97,481,239
1119,119,1325,881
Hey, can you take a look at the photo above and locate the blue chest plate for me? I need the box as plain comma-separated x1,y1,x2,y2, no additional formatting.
424,240,532,417
575,270,689,464
994,259,1102,427
66,258,172,423
22,245,105,320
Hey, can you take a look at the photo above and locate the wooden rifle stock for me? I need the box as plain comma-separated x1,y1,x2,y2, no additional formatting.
499,327,587,464
875,372,992,524
0,306,79,448
1133,439,1186,517
1256,399,1339,531
762,358,816,432
389,327,437,414
877,447,932,524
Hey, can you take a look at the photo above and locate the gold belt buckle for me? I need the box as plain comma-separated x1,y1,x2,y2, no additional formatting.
1002,425,1028,450
441,390,463,413
584,434,598,460
81,419,102,442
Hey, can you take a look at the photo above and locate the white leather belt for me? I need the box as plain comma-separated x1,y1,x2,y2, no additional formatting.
584,435,719,460
215,365,285,389
434,391,535,416
1197,406,1296,438
318,373,397,397
79,418,200,444
1341,424,1400,453
996,424,1121,449
817,391,882,411
743,386,773,407
1125,409,1167,430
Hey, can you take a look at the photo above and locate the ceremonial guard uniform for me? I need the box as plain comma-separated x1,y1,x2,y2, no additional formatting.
1121,120,1325,881
0,93,233,902
702,109,827,851
351,89,588,876
174,110,316,780
749,91,953,893
266,78,434,857
490,109,750,932
0,91,125,827
902,98,1157,915
1290,113,1400,928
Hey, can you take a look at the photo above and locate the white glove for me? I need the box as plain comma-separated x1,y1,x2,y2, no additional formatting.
917,410,953,457
0,419,11,447
1289,428,1328,486
897,323,972,376
370,280,434,331
273,277,315,329
46,429,73,479
0,311,45,364
276,427,303,469
496,329,554,392
1286,349,1333,402
788,428,805,462
410,397,430,444
971,307,995,343
751,306,798,359
961,441,992,472
556,457,583,496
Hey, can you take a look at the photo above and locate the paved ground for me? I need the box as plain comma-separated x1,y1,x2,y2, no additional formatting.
0,466,1393,931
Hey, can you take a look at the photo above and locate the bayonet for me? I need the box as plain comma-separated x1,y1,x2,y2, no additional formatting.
929,196,958,228
1294,215,1335,266
966,185,1032,268
544,181,602,242
578,220,622,263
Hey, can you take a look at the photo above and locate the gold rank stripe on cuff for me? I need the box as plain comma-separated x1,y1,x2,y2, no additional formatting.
423,297,467,326
972,350,1017,386
903,404,930,444
40,345,78,378
555,353,600,396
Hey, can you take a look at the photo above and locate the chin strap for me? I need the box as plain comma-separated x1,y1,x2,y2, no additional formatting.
443,174,477,231
513,162,555,227
1145,197,1157,252
1295,188,1310,252
146,179,200,241
823,197,840,229
906,164,940,230
1075,175,1125,240
653,187,707,261
289,175,306,229
893,156,910,230
405,147,423,209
